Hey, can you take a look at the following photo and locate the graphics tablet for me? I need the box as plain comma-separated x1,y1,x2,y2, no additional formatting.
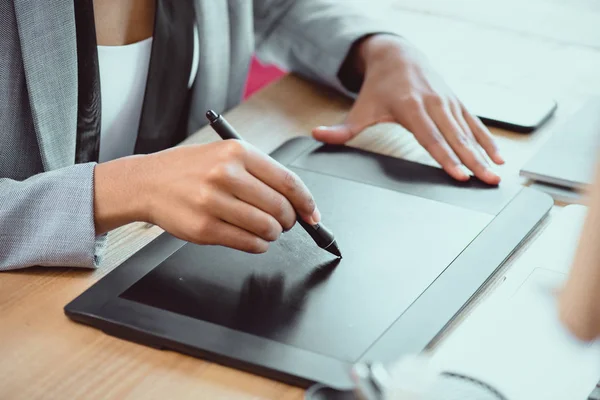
65,138,552,390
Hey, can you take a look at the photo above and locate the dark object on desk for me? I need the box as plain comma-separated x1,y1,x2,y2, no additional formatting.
206,110,342,258
65,137,552,390
521,100,600,190
529,181,584,204
454,82,557,133
305,384,355,400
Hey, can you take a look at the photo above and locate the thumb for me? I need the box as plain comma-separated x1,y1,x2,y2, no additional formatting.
312,99,379,145
312,124,356,145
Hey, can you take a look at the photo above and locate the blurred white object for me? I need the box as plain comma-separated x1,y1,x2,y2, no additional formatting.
430,205,600,400
352,354,507,400
355,206,600,400
381,355,439,400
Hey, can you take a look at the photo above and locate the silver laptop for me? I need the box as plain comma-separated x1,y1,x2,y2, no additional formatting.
520,100,600,190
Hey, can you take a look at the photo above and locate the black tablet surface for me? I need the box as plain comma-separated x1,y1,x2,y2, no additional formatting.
65,138,552,390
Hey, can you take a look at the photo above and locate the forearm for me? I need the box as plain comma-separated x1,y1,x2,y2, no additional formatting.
570,163,600,284
338,34,417,93
94,155,150,234
560,158,600,340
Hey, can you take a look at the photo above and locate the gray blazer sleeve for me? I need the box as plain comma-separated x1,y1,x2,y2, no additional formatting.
253,0,397,95
0,163,106,271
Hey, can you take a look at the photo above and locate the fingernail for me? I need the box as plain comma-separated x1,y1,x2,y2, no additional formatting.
312,207,322,224
485,169,501,183
455,165,470,180
314,126,333,132
496,154,505,164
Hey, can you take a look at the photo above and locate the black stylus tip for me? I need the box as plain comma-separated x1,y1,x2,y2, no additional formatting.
206,110,219,122
326,241,342,258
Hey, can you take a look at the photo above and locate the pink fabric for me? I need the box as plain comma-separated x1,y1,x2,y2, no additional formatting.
243,57,286,99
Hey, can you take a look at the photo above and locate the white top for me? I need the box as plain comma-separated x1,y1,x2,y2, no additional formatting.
97,26,199,162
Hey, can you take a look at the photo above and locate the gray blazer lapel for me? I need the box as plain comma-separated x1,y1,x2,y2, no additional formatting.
13,0,78,171
188,0,231,133
225,0,253,106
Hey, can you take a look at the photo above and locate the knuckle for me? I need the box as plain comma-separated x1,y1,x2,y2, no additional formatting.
478,127,493,139
472,164,488,176
304,195,316,215
423,93,446,109
195,190,214,209
258,217,281,242
192,218,212,240
463,154,482,170
282,213,295,232
477,125,494,140
208,163,242,186
456,133,470,146
418,134,441,150
247,237,269,254
281,170,314,216
282,170,300,194
282,219,295,232
273,194,294,229
448,99,462,112
401,95,422,112
222,139,247,160
486,140,499,152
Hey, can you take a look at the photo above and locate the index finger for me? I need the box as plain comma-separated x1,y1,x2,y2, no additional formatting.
243,145,319,225
394,103,469,182
462,107,505,165
429,106,500,185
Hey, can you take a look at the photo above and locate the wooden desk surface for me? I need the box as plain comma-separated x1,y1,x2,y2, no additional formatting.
2,4,600,399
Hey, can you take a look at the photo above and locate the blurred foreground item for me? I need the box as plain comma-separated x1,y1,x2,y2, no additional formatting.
352,355,508,400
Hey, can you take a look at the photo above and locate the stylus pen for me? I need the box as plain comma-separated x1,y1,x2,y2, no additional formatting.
206,110,342,258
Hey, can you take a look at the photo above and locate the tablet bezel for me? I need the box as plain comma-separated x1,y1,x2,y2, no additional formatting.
65,138,553,390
